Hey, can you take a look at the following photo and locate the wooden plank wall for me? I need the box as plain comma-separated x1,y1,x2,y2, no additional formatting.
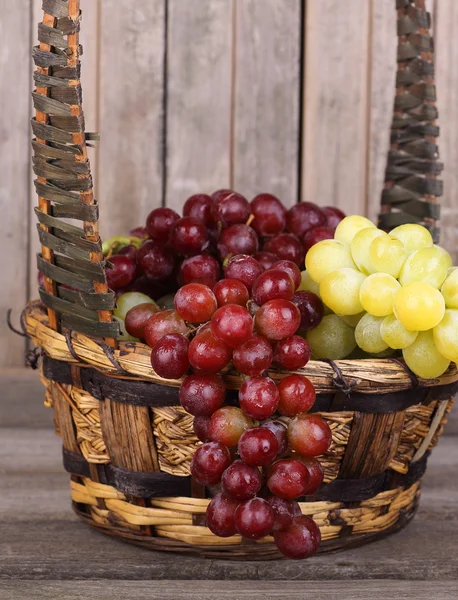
2,0,458,367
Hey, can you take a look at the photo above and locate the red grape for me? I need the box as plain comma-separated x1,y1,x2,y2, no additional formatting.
288,414,332,457
125,303,160,338
217,224,259,258
179,254,220,288
146,207,180,242
174,283,217,323
129,274,178,300
188,329,232,373
183,193,213,227
193,415,211,442
274,515,321,559
151,333,190,379
190,441,231,486
130,225,149,239
235,497,275,540
137,240,176,281
286,202,326,237
117,244,138,261
273,335,311,370
206,493,239,537
277,374,315,417
211,191,250,227
209,406,253,447
179,373,225,416
250,193,286,237
254,251,278,271
213,278,250,308
233,335,273,376
292,291,324,332
170,217,209,256
264,233,305,267
239,376,279,420
295,455,324,495
322,206,346,230
238,427,279,466
266,496,302,532
224,255,263,291
144,310,188,347
255,299,301,341
106,255,137,290
261,421,288,456
252,269,295,306
303,225,334,252
271,260,301,290
221,459,262,501
267,459,310,500
211,188,234,203
211,305,253,348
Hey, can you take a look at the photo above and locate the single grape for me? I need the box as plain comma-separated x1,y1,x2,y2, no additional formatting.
292,291,325,331
254,251,279,271
274,515,321,559
350,227,386,274
266,496,302,532
114,291,157,321
303,225,335,253
322,206,346,229
433,309,458,362
170,217,209,256
233,335,273,376
190,442,231,486
235,497,275,540
213,278,250,307
274,336,311,370
277,374,315,417
224,255,263,291
403,330,450,379
319,268,366,316
393,282,445,331
179,254,221,288
218,224,259,258
305,239,356,284
340,312,365,327
380,314,418,349
174,283,217,323
129,225,149,239
211,191,250,227
146,207,180,242
286,203,326,237
113,316,137,341
399,246,452,288
206,493,239,537
255,299,301,341
211,188,233,203
106,255,137,290
287,413,332,457
144,310,188,347
369,234,408,278
221,460,262,501
271,260,301,290
209,406,253,447
179,373,226,416
390,223,433,253
359,273,400,317
183,193,213,227
252,269,295,306
294,455,324,495
137,240,176,281
264,233,305,267
355,313,388,354
188,329,232,373
267,459,310,500
211,304,253,348
117,244,138,261
151,333,189,379
261,421,288,455
238,427,279,466
334,215,376,245
250,193,286,236
239,376,280,420
441,269,458,309
125,302,160,338
306,314,356,359
193,415,211,442
156,293,177,311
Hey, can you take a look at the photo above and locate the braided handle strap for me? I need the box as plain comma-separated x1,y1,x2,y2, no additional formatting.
33,0,118,340
379,0,442,242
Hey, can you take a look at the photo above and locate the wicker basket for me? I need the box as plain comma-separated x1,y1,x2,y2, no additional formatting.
23,0,457,559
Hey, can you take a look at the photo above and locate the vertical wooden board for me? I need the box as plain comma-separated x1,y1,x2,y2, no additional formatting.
0,0,31,366
166,0,233,210
98,0,165,239
434,0,458,261
301,0,370,215
232,0,301,206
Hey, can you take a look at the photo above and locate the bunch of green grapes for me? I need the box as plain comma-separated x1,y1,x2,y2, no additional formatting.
303,216,458,379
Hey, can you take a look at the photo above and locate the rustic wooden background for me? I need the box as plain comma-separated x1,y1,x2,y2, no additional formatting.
1,0,458,369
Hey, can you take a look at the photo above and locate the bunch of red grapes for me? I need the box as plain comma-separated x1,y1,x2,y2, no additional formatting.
103,190,345,559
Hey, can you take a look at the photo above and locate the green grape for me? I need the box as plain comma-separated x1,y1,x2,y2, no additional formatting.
390,223,433,253
355,313,388,353
341,311,365,327
433,309,458,362
157,293,176,310
319,268,366,316
305,240,357,284
393,282,445,331
359,273,400,317
334,215,376,245
434,245,453,268
368,235,407,278
350,227,386,274
403,330,450,379
113,292,157,321
399,246,452,288
113,316,138,342
441,269,458,309
306,314,356,359
380,314,418,349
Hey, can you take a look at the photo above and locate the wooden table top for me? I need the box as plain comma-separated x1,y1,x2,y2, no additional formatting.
1,368,457,600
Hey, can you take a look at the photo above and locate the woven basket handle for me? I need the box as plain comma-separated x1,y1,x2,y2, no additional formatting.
379,0,442,242
32,0,118,340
